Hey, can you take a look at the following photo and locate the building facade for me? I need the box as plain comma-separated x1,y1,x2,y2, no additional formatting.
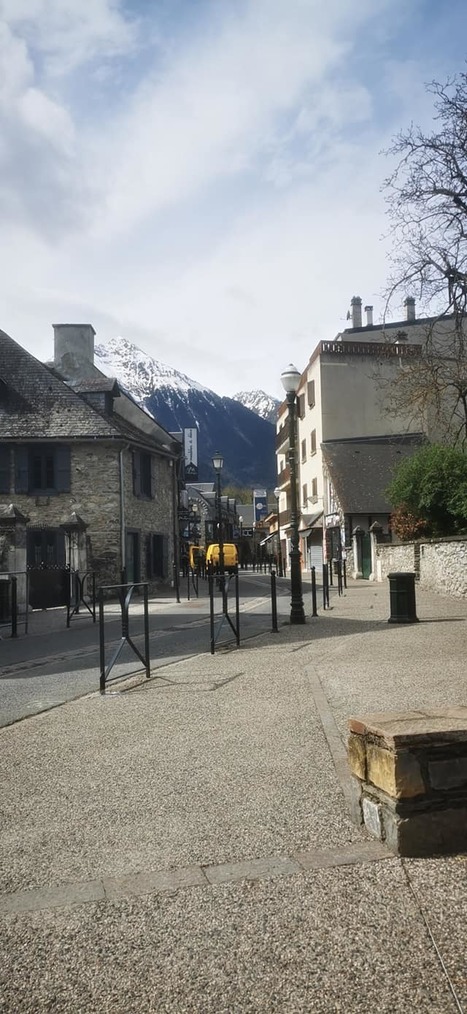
276,296,462,576
0,325,181,608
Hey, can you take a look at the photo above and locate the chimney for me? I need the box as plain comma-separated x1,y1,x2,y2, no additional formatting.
364,305,374,327
53,324,96,380
350,296,362,329
404,296,416,322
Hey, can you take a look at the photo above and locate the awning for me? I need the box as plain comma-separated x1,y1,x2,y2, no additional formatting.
259,532,277,546
299,511,323,536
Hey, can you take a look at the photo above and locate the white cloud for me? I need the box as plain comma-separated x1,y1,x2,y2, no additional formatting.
0,0,466,398
1,0,138,74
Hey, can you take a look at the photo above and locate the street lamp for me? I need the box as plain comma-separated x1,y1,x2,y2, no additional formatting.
273,486,284,578
281,364,305,623
212,451,225,576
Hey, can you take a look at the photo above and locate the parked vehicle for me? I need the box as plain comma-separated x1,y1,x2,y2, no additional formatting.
205,543,238,573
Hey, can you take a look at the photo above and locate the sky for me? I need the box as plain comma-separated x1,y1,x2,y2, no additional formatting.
2,0,467,399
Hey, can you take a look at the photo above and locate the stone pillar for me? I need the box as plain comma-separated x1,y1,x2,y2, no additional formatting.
0,505,29,614
352,526,363,579
369,521,382,582
348,708,467,856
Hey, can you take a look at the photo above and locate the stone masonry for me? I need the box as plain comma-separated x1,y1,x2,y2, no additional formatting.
376,537,467,598
3,442,174,588
348,708,467,856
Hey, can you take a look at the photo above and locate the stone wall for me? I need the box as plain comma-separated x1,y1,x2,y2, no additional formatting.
348,708,467,856
376,537,467,598
0,442,175,589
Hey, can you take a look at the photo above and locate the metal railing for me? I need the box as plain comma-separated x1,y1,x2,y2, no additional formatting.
67,571,96,627
209,565,240,654
98,583,150,694
0,575,17,637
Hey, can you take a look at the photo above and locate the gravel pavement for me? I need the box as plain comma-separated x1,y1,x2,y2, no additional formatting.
1,578,467,1012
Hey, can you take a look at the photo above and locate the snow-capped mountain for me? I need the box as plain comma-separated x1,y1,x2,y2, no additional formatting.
95,338,208,401
95,338,276,489
234,390,280,423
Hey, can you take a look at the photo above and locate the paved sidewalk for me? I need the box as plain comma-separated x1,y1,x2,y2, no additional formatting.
1,580,467,1012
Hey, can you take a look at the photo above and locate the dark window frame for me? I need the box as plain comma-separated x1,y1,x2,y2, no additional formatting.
15,444,71,496
132,449,153,499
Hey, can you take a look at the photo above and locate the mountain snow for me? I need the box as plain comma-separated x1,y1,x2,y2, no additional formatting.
234,390,280,422
95,336,209,403
95,337,278,417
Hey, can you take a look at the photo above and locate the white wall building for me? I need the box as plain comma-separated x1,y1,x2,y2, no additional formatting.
276,296,461,577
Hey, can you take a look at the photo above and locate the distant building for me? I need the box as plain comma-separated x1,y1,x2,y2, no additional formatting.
276,297,461,577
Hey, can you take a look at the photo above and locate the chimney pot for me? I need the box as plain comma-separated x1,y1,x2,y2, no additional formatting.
350,296,362,329
404,296,416,322
364,305,374,326
53,324,96,380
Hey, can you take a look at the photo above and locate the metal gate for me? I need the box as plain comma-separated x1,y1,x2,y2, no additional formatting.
27,528,68,609
361,533,372,579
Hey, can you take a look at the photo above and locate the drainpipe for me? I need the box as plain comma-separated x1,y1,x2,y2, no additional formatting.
172,452,181,603
119,447,128,583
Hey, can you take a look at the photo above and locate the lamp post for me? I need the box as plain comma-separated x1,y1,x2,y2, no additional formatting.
212,451,225,576
281,364,305,623
273,486,283,577
238,515,243,568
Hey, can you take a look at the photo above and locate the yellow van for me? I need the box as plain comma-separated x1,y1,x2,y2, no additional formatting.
205,543,238,573
189,545,204,570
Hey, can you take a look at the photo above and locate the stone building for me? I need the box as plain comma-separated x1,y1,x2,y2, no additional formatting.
0,324,182,607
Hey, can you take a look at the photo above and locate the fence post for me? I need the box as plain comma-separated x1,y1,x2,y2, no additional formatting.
209,566,215,654
271,569,278,632
311,566,318,617
322,564,329,609
143,583,150,679
99,589,106,693
11,576,17,637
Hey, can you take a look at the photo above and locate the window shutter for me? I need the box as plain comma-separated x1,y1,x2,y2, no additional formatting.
15,446,29,493
0,445,11,493
132,451,141,496
55,446,71,492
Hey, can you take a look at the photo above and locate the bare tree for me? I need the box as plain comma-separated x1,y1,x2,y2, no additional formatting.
382,73,467,445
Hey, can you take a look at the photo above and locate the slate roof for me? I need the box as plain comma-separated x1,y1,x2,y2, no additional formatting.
321,434,427,514
0,329,120,440
0,328,179,454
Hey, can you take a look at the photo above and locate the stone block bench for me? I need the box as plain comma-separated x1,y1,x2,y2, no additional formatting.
348,708,467,856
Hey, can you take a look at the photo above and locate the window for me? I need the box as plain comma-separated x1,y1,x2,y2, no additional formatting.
307,380,315,407
302,483,308,507
301,438,307,462
15,445,70,495
312,478,318,501
297,393,305,419
310,430,317,454
0,445,10,493
133,450,153,498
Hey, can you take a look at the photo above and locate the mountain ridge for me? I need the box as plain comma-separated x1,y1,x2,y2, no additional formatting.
95,338,276,488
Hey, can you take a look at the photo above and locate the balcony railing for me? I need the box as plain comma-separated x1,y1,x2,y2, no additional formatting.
276,465,290,487
275,425,289,451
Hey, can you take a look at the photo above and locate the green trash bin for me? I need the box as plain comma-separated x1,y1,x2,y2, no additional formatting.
387,572,419,624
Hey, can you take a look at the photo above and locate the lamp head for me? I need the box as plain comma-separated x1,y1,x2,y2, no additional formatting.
212,451,224,472
273,486,280,500
281,364,301,395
